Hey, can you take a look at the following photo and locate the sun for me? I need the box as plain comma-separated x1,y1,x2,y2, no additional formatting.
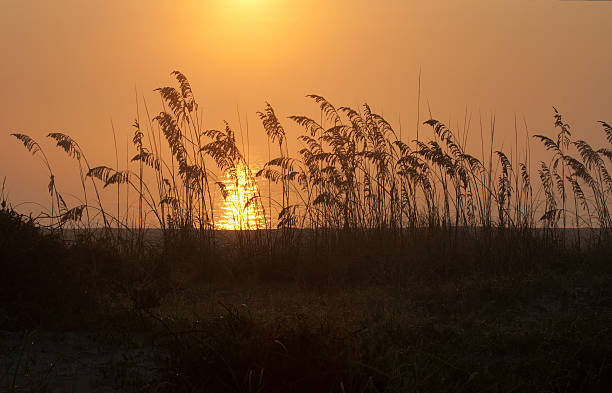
218,163,266,231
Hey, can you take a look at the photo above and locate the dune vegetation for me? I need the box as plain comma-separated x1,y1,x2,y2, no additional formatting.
2,72,611,392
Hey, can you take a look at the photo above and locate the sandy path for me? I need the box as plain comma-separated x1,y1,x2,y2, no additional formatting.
1,331,156,392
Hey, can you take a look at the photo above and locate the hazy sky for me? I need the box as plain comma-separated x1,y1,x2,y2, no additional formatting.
1,0,611,208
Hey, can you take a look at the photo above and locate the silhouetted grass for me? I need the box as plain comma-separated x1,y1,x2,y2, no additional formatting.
3,72,611,391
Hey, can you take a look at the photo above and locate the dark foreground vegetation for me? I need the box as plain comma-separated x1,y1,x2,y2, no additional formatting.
3,72,612,392
1,202,611,392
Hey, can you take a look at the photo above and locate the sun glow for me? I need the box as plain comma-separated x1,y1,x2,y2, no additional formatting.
192,0,310,68
218,163,266,230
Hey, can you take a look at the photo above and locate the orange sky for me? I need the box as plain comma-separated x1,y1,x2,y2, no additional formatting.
1,0,611,210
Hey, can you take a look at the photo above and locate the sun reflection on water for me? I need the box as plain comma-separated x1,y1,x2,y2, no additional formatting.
218,163,266,230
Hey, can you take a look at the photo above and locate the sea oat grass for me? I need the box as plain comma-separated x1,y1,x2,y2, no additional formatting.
3,72,611,391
